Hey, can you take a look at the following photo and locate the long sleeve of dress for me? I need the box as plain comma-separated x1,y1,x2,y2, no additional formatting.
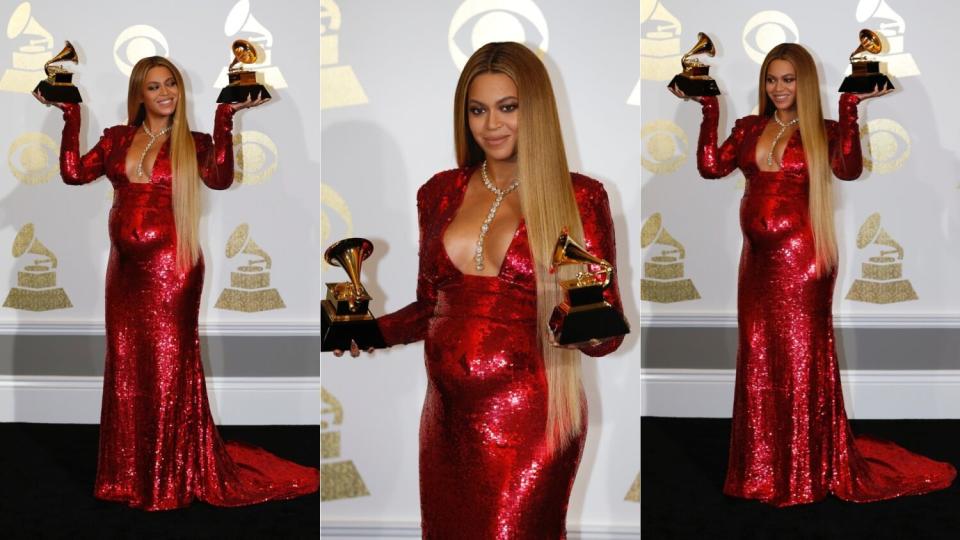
377,184,439,346
828,93,863,180
697,96,749,179
59,103,112,185
196,104,236,189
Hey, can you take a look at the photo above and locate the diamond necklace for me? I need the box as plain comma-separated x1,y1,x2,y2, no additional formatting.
767,111,799,167
475,160,520,271
137,122,172,179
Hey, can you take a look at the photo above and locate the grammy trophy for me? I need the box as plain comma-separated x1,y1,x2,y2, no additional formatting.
321,238,386,352
839,29,895,93
217,39,272,103
668,32,720,97
33,41,82,103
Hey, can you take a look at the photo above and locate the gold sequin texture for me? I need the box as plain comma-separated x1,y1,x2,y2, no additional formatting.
321,461,370,501
695,93,955,506
57,102,318,510
376,168,625,537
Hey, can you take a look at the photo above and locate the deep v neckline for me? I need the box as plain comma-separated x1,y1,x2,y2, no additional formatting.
753,115,799,173
440,168,523,279
123,126,170,184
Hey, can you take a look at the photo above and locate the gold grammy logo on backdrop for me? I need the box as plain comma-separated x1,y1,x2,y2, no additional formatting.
321,0,368,109
113,25,169,76
625,471,640,502
742,11,799,64
448,0,549,70
215,0,287,90
640,213,700,303
9,132,57,184
861,119,910,174
321,387,370,501
0,2,54,93
641,120,687,174
232,131,277,184
4,223,72,311
846,212,918,304
321,183,354,269
854,0,919,77
639,0,682,83
214,223,286,312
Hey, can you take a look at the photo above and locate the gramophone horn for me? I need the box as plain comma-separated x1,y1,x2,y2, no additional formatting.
873,228,904,259
850,28,883,60
552,231,612,287
640,213,663,248
224,0,274,47
7,3,53,45
229,39,258,71
46,41,78,69
325,238,374,297
241,237,272,268
654,227,685,259
856,212,882,249
681,32,715,67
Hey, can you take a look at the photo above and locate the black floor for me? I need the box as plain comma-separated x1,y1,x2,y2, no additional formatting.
642,417,960,540
0,423,319,539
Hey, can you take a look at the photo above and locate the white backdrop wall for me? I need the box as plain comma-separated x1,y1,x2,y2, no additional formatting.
0,0,321,333
320,0,640,534
640,0,960,325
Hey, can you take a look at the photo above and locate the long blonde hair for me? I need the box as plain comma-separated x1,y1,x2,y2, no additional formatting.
127,56,201,270
454,42,585,452
758,43,837,276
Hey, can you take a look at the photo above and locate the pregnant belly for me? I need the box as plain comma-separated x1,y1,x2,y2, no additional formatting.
740,194,810,248
109,205,175,256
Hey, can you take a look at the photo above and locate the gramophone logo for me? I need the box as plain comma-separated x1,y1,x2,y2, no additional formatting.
0,2,53,93
214,223,286,312
845,212,918,304
639,0,682,83
321,0,368,110
321,183,353,270
625,471,640,502
448,0,549,70
8,132,57,184
640,213,700,303
861,119,910,174
4,223,72,311
641,120,687,174
233,131,277,185
113,25,169,76
215,0,287,90
742,11,799,65
853,0,919,77
321,386,370,501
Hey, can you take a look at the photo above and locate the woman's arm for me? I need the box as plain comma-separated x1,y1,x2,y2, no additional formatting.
59,103,111,185
376,184,439,346
575,181,625,357
697,96,748,179
828,93,863,180
196,104,236,190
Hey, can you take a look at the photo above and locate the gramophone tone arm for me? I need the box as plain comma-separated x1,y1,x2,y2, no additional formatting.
828,93,864,181
196,104,237,190
696,96,747,180
58,103,112,185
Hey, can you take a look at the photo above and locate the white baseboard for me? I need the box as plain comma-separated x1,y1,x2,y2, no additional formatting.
642,369,960,419
319,522,641,539
0,376,321,424
640,313,960,328
0,320,320,336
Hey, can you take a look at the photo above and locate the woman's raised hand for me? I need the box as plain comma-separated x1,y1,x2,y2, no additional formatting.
332,339,375,358
32,89,66,110
230,90,270,111
668,85,704,103
854,82,894,101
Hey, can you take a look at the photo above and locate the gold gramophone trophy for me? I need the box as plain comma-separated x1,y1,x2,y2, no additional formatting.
3,223,72,311
667,32,720,96
321,238,386,352
33,41,82,103
839,29,895,92
548,230,630,346
217,39,272,103
845,213,917,303
640,213,700,303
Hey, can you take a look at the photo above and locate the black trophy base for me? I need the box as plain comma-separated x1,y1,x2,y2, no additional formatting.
548,303,630,347
34,80,82,103
838,74,894,93
217,84,271,104
321,308,387,352
668,74,720,97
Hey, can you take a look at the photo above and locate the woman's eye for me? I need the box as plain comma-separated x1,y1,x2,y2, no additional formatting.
469,107,484,115
501,104,517,112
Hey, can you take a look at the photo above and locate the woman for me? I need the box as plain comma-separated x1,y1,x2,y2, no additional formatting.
352,42,625,537
671,43,955,506
35,56,318,510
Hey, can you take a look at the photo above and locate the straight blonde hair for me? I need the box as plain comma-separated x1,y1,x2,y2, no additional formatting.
758,43,837,276
454,42,585,453
127,56,201,270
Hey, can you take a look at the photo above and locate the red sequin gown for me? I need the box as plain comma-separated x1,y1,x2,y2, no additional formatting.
377,169,624,538
697,94,956,506
58,103,319,510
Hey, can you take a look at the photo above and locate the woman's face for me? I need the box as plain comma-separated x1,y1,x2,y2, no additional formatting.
141,65,178,120
466,72,519,163
765,59,797,114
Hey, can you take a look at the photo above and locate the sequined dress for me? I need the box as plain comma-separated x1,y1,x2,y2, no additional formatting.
697,94,955,506
58,103,318,510
378,169,624,538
